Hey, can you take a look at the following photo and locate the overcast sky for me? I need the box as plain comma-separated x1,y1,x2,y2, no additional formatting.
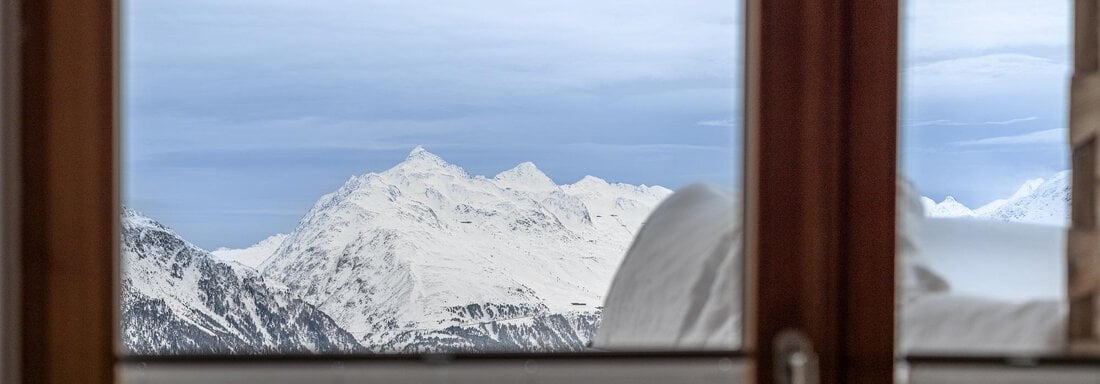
124,0,1070,249
903,0,1071,207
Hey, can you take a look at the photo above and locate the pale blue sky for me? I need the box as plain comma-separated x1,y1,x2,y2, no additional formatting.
902,0,1071,206
124,0,1070,249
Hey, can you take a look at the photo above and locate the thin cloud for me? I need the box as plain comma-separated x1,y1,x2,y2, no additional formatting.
696,118,738,127
566,142,732,153
906,0,1069,60
907,54,1065,80
950,128,1067,146
906,117,1037,128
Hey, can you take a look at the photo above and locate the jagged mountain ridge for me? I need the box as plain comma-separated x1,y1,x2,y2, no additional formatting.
921,171,1070,226
121,208,363,354
257,146,672,351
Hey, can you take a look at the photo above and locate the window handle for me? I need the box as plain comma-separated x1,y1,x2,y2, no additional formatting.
775,329,820,384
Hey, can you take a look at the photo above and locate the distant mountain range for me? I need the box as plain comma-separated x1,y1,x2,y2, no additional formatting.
921,171,1070,226
124,147,670,354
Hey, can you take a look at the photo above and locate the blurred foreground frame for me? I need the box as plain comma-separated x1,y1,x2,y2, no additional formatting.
1069,0,1100,356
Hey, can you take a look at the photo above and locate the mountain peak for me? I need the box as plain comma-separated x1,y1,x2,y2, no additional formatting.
122,206,171,233
576,175,609,186
923,195,976,218
495,161,558,192
513,161,539,173
405,145,445,164
496,162,547,180
385,146,468,177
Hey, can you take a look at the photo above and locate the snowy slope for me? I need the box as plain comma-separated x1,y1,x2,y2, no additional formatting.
121,208,363,354
923,171,1070,226
980,171,1069,226
212,233,288,269
973,177,1046,216
260,147,671,351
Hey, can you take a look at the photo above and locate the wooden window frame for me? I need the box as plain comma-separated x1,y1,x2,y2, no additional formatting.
2,0,902,383
9,0,119,383
1070,0,1100,355
746,1,897,383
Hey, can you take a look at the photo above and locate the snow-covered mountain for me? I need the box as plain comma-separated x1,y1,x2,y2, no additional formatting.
256,146,671,352
121,208,363,354
922,171,1070,226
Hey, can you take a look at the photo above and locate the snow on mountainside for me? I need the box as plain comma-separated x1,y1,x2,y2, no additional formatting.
260,146,671,352
121,208,363,354
980,171,1069,225
922,171,1070,226
973,177,1045,216
212,233,288,269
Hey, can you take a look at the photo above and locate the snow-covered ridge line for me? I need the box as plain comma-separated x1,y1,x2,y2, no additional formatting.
921,170,1070,226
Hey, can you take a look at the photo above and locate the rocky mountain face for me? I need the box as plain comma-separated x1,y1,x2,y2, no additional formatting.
121,208,363,355
374,310,601,353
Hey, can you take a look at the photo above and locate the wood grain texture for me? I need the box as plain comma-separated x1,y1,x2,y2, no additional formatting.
1,0,24,382
18,0,117,383
840,1,899,381
746,0,897,382
1076,0,1098,73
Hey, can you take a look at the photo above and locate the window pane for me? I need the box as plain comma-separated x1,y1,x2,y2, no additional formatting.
122,1,744,354
899,0,1071,355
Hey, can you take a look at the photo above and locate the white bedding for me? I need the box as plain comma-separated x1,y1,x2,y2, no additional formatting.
591,183,741,350
593,182,1067,354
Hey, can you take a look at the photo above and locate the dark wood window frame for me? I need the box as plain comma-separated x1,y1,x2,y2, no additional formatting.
2,0,903,383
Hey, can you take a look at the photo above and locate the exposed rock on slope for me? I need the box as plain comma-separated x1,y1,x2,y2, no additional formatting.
121,208,363,354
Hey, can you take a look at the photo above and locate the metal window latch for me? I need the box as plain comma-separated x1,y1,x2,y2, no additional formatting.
775,329,820,384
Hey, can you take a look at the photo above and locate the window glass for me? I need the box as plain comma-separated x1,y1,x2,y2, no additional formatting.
899,0,1071,355
123,0,744,354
